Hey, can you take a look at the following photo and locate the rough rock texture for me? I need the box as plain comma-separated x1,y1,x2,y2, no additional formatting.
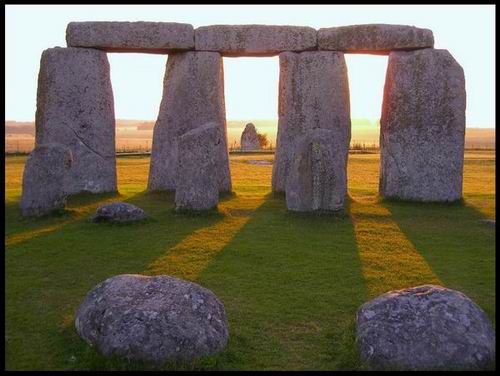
379,49,466,202
148,51,231,193
35,47,116,195
240,123,260,151
92,202,147,223
75,274,229,364
175,123,221,211
272,51,351,193
195,25,317,56
356,285,496,370
318,24,434,55
20,143,73,217
286,129,347,212
66,22,194,53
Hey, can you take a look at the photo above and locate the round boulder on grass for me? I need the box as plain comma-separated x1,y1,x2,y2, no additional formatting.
356,285,495,370
75,274,229,364
92,202,146,223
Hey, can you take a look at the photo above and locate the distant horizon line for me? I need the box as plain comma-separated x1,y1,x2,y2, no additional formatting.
5,119,497,129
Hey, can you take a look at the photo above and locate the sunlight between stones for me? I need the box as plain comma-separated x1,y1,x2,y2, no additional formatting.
350,198,442,297
147,196,269,281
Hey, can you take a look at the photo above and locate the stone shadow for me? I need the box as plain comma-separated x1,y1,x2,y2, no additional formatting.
381,198,496,321
191,193,367,370
348,194,444,299
5,189,228,370
5,191,120,247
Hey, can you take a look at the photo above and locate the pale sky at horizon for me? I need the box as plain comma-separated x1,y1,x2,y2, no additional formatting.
5,4,496,127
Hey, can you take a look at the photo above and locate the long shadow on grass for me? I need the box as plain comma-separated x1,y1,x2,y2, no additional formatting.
348,195,443,299
5,191,121,246
191,194,367,371
381,199,496,322
4,190,228,370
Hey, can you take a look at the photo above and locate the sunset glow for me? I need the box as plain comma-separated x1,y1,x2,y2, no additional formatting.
6,5,495,128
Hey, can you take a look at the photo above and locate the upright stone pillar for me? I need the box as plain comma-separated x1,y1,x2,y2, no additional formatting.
286,129,348,212
20,143,73,217
379,49,466,202
148,51,231,193
175,123,222,211
272,51,351,194
35,47,116,194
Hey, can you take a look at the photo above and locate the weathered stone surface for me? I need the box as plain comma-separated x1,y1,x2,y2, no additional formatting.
148,51,231,193
175,123,221,211
286,129,347,212
240,123,260,151
356,285,495,370
92,202,147,223
75,274,229,364
66,22,194,53
195,25,317,56
20,143,73,217
379,49,466,202
272,51,350,193
318,24,434,55
35,47,116,195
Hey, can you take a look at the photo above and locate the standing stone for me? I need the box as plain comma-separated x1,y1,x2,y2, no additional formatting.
175,123,221,211
286,129,347,212
148,51,231,193
356,285,496,370
240,123,260,151
272,51,351,193
379,49,466,202
20,143,73,216
35,47,116,195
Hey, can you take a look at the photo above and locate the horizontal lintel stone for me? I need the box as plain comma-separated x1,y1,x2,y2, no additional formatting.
318,24,434,55
195,25,317,56
66,21,194,53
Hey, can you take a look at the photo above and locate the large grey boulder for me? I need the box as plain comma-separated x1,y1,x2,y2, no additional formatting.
379,49,466,202
20,143,73,217
356,285,496,370
318,24,434,54
240,123,260,151
286,129,347,212
75,274,229,364
148,51,231,193
35,47,116,195
175,123,221,211
66,22,194,53
195,25,317,56
272,51,351,193
92,202,147,223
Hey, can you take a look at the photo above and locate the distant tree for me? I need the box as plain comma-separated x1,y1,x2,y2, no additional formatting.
256,132,269,148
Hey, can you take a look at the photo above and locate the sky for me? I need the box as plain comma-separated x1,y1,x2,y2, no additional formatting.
5,5,496,127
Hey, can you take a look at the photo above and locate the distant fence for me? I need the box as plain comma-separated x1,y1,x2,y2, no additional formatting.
5,137,495,156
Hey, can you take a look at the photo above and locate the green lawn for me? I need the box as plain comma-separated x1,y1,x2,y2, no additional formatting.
5,151,496,370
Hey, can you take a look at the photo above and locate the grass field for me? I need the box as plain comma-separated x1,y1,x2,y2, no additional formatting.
5,151,496,370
